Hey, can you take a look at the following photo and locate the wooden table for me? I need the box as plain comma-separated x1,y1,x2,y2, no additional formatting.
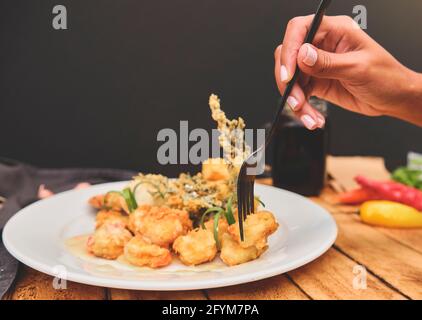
2,157,422,300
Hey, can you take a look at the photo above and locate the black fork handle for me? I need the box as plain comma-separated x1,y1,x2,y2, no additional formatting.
265,0,332,147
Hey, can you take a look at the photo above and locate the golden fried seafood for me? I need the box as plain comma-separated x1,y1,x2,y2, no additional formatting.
220,233,264,266
128,205,192,247
202,158,230,181
173,228,217,266
95,210,128,229
219,211,278,266
87,219,133,260
228,211,278,249
124,236,172,268
204,217,229,245
89,192,128,213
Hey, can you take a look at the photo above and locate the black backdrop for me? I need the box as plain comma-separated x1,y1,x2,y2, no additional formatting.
1,0,421,176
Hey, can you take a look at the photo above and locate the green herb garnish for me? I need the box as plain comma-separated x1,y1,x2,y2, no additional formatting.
392,167,422,191
200,207,224,229
213,211,222,249
104,189,138,213
225,196,236,225
255,196,266,208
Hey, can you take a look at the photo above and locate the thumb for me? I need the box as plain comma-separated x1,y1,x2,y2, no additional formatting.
297,44,355,79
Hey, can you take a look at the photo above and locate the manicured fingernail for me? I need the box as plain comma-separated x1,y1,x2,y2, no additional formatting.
301,114,317,129
280,65,289,82
303,45,318,66
287,96,299,111
316,115,325,128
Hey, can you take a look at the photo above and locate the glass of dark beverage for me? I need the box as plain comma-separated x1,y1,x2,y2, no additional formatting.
271,97,329,196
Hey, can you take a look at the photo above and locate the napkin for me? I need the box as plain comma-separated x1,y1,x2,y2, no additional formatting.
0,157,136,299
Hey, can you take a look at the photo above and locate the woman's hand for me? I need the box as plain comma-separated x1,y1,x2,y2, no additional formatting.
275,15,422,129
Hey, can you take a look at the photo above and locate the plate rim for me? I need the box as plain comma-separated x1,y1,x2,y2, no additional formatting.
2,182,338,291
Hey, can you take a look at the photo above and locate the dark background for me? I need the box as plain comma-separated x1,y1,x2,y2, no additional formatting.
1,0,421,176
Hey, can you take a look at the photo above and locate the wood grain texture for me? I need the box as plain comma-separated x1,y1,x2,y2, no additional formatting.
327,156,390,191
109,289,206,300
333,213,422,299
288,248,406,300
206,275,309,300
374,227,422,255
10,266,106,300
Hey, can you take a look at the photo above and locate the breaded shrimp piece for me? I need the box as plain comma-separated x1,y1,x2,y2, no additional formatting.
124,236,172,268
202,158,230,181
220,233,265,266
95,210,128,229
87,219,133,260
204,217,229,245
173,229,217,266
128,205,192,248
89,193,128,213
227,211,278,249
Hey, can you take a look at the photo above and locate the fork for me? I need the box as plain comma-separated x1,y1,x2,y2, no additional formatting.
236,0,332,241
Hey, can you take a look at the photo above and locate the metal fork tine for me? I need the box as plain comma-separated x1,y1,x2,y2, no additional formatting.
249,180,255,215
243,181,248,219
243,180,249,221
237,180,245,241
246,180,251,217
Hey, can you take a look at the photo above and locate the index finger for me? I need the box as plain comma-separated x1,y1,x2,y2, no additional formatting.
279,15,314,83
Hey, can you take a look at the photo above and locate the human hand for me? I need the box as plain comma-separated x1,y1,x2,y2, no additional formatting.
275,15,422,129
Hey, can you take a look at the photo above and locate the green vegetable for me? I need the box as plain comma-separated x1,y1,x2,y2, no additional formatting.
392,167,422,191
213,212,222,249
122,188,138,212
200,207,224,229
225,196,236,225
105,189,138,213
255,196,266,208
200,206,225,247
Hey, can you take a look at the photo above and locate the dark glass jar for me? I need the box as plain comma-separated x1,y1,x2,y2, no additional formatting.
272,98,329,196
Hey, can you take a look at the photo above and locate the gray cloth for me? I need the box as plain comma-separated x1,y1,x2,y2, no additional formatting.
0,157,136,298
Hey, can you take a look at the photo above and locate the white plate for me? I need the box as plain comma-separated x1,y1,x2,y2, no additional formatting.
3,182,337,291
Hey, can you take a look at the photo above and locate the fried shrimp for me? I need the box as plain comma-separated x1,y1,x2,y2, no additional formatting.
124,236,172,268
204,217,229,245
95,210,128,229
220,233,264,266
88,192,128,213
173,229,217,266
128,205,192,248
202,158,230,181
220,211,278,266
87,219,133,260
227,211,278,249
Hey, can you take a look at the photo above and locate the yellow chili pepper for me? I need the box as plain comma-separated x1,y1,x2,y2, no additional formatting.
360,201,422,228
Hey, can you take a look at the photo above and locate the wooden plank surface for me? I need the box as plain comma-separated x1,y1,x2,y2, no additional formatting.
327,156,391,191
206,275,309,300
9,266,106,300
288,248,406,300
109,289,206,300
332,213,422,299
374,227,422,255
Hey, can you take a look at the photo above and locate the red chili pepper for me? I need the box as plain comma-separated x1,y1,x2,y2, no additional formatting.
355,176,422,211
338,188,376,204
